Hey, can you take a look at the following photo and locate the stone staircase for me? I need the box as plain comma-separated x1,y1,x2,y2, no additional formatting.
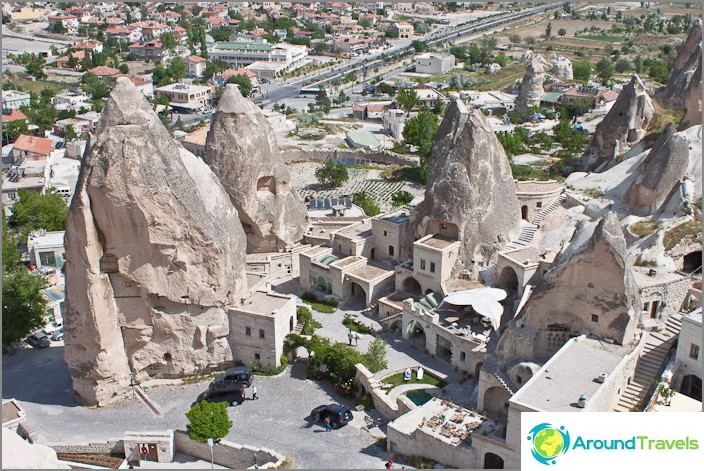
614,314,683,412
492,370,516,395
531,194,566,227
504,222,538,251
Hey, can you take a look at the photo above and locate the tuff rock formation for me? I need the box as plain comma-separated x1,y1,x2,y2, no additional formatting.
656,19,702,109
550,54,573,80
496,212,641,361
203,85,308,253
64,78,249,405
2,429,71,469
623,123,690,216
579,75,654,172
679,61,702,130
412,99,520,279
515,57,545,112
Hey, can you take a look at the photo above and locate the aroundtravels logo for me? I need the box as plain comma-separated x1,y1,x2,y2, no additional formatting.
526,423,571,465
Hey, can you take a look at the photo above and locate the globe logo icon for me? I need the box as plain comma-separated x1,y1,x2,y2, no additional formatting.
526,423,570,465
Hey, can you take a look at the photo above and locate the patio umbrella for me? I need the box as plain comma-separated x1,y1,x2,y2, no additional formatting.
439,287,507,331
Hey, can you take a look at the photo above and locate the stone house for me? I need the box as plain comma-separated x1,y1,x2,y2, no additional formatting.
671,308,702,400
11,135,56,161
514,180,563,222
185,55,208,78
414,53,455,75
397,22,414,39
2,90,31,110
27,230,65,269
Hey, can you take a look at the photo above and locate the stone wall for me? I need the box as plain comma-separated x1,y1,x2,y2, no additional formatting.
281,149,420,168
50,441,123,455
173,431,285,469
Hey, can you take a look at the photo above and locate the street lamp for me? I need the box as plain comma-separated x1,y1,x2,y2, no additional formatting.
206,438,214,469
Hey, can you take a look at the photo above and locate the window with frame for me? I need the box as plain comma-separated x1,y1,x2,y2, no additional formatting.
420,259,426,270
430,262,436,273
245,327,252,336
591,314,599,323
690,344,700,360
39,251,57,267
259,329,265,339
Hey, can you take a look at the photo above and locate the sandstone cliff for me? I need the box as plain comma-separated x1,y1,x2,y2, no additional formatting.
204,85,308,253
656,19,702,109
550,54,573,81
579,75,654,172
679,61,702,131
497,213,641,360
412,99,520,279
623,123,690,216
515,57,545,112
64,78,249,405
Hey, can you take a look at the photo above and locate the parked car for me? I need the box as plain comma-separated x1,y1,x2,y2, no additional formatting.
310,404,353,429
25,332,51,349
51,328,64,341
192,382,246,407
211,365,253,388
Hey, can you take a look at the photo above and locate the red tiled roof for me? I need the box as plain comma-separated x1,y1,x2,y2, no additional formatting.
89,65,119,76
187,55,207,63
2,109,27,124
12,134,54,156
72,40,103,50
57,50,86,62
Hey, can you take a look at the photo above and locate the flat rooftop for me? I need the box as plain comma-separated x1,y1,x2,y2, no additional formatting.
511,336,631,412
416,234,458,250
500,247,551,266
444,278,485,293
683,307,702,325
380,291,416,307
632,267,689,289
348,263,394,282
337,219,373,240
515,180,563,195
375,208,411,225
238,291,292,315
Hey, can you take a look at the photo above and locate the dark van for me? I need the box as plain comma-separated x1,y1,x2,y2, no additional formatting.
212,365,253,387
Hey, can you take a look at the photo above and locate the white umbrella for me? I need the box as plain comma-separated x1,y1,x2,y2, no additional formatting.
440,287,507,331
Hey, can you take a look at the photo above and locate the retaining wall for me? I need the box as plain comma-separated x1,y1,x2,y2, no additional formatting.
281,149,420,167
173,431,285,469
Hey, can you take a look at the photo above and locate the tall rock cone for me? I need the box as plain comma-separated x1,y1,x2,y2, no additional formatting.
656,19,702,109
496,213,641,361
203,84,308,253
679,61,702,130
64,77,249,405
622,123,690,216
579,74,654,172
515,57,545,112
412,98,520,280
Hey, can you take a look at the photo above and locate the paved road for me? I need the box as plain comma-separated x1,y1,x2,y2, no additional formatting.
2,25,72,45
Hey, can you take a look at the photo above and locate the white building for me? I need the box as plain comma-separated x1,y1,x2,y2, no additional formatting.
209,41,307,75
155,83,212,113
185,55,207,77
2,90,31,110
27,230,65,270
414,53,456,75
672,308,702,400
383,109,408,140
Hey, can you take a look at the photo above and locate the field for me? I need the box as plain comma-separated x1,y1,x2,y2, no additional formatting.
3,73,69,94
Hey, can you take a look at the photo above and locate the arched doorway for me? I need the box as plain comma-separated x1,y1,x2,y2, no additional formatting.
499,266,519,293
390,319,402,334
483,386,511,420
680,374,702,400
403,277,422,296
683,251,702,274
350,282,367,303
484,453,504,469
521,205,529,220
474,362,484,379
406,320,426,347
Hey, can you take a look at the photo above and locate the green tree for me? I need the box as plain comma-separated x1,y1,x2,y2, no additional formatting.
396,87,419,115
411,40,428,52
118,63,129,74
614,58,631,73
315,87,331,113
186,401,233,444
9,190,69,237
558,28,567,37
648,59,670,83
508,33,522,45
352,191,380,216
544,21,553,39
2,217,21,272
595,58,614,85
391,190,413,207
385,26,399,39
308,339,365,386
226,74,253,97
81,72,110,100
315,160,349,188
634,55,644,73
2,269,48,346
203,59,230,80
572,59,593,83
211,27,232,42
25,55,47,79
160,32,178,51
402,110,439,157
364,337,388,373
3,120,28,145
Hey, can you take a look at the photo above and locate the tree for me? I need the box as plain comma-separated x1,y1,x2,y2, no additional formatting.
391,190,413,207
226,74,253,97
558,28,567,37
385,26,399,39
352,191,380,216
2,217,21,272
396,87,419,115
411,40,428,52
544,21,553,39
315,160,349,188
615,58,631,73
364,337,388,373
118,63,129,74
648,59,670,83
3,120,28,145
160,32,178,52
2,268,48,345
211,27,232,42
81,72,110,100
508,33,521,45
9,190,69,237
186,401,233,444
573,59,593,83
315,88,331,113
403,110,439,181
634,55,644,73
595,58,614,85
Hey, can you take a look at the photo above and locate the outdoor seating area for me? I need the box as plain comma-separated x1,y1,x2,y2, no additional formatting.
418,399,496,446
435,306,493,344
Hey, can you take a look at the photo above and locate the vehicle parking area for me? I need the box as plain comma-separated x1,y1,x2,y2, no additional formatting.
2,346,388,469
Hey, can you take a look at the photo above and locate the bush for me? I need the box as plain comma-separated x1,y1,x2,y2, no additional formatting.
185,401,233,443
364,337,388,373
315,160,349,188
297,306,322,335
352,191,380,216
343,314,373,335
391,190,413,207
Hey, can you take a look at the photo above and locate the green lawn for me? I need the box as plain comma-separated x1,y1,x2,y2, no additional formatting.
304,301,336,314
381,371,447,391
3,74,70,94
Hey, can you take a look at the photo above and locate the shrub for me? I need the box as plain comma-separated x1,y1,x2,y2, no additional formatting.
391,190,413,207
364,337,388,373
297,306,322,335
343,314,373,335
352,191,380,216
186,401,233,443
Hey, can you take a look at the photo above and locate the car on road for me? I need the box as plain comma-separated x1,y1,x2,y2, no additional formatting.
310,404,353,429
193,382,246,407
51,327,64,341
25,332,51,349
211,365,253,388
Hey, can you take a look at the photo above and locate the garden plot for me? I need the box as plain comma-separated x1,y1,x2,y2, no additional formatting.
289,163,425,213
